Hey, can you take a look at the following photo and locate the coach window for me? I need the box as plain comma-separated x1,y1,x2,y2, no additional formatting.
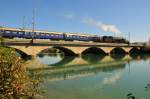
66,35,69,37
76,36,79,38
67,35,71,38
18,32,23,34
5,31,11,33
33,32,36,35
41,33,45,36
46,34,49,36
26,32,30,35
36,32,39,35
74,35,77,38
12,31,17,34
38,33,42,35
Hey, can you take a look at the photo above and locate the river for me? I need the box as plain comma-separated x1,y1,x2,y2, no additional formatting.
27,53,150,99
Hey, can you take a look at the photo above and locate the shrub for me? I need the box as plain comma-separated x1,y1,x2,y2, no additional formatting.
0,46,43,98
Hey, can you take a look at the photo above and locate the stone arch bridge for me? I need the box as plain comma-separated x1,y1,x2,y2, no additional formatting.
6,42,142,57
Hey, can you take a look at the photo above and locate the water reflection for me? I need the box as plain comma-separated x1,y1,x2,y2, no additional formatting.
28,54,150,99
82,54,105,64
31,61,126,81
31,54,150,80
50,56,75,67
102,71,123,85
37,53,63,65
111,54,126,61
139,53,150,61
129,53,141,60
32,54,128,81
36,53,150,68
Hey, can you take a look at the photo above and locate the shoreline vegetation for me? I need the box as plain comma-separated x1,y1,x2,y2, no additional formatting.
0,46,44,99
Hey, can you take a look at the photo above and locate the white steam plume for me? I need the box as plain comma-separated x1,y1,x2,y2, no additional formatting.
83,18,121,35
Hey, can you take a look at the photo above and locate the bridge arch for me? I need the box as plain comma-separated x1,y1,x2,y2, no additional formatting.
129,47,141,54
81,47,106,63
81,47,106,55
110,47,126,60
6,46,30,59
110,47,127,55
129,47,141,59
37,46,77,56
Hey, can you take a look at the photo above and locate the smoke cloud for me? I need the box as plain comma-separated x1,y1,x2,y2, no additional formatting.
61,12,122,35
83,18,121,35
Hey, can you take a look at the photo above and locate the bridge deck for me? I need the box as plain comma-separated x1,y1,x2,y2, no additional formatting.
3,39,142,47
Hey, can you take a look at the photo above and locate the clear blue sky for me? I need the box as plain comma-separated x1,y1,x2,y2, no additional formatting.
0,0,150,42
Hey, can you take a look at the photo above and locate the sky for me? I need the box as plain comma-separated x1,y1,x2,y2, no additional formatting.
0,0,150,42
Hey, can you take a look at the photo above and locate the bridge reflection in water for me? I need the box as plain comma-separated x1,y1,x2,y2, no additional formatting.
25,53,150,82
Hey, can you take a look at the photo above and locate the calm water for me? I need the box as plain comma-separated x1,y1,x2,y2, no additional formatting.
29,54,150,99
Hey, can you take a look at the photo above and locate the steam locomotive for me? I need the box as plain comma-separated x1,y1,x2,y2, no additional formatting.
0,27,129,44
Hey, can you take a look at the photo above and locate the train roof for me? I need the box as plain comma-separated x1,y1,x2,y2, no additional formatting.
1,27,22,31
65,32,97,37
0,26,97,37
0,27,63,34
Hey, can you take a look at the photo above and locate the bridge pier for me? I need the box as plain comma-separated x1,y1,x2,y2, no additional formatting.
30,55,37,59
99,47,115,54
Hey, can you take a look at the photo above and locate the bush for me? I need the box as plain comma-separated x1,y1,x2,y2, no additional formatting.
0,46,43,98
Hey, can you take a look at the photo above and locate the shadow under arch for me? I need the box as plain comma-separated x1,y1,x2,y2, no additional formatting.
82,47,106,55
129,47,141,59
38,48,59,54
110,47,126,60
52,46,76,56
81,47,106,63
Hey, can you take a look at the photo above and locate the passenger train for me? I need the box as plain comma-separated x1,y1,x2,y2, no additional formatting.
0,27,129,44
